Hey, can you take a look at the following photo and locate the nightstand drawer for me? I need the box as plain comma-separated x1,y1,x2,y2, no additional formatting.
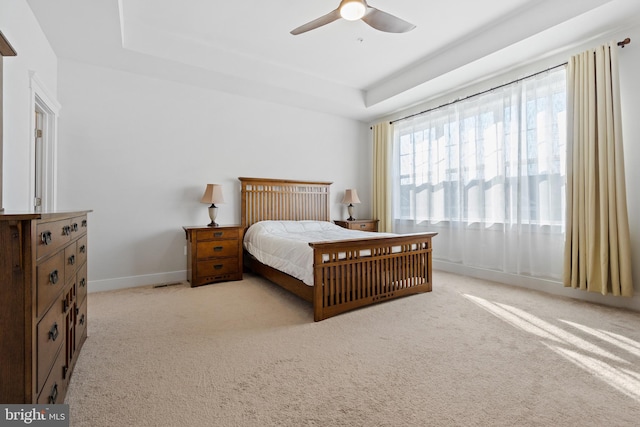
196,228,240,241
353,222,377,231
197,239,239,259
197,257,240,277
334,220,379,232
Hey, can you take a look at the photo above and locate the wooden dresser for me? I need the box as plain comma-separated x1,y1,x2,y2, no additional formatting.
0,210,90,404
183,225,243,287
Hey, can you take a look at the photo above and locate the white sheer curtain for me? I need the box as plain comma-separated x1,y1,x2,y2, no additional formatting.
392,67,567,280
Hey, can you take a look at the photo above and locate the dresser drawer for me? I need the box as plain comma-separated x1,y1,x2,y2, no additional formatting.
196,228,240,241
69,215,87,241
197,239,239,259
76,234,88,267
64,242,78,280
36,300,65,391
37,345,67,405
37,251,66,317
196,257,239,278
76,298,88,346
76,263,88,307
36,219,72,260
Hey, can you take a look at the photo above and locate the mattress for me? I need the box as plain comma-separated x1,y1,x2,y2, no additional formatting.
243,220,394,286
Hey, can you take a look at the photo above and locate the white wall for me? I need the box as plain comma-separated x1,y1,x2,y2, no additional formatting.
55,60,371,291
0,0,58,210
374,25,640,311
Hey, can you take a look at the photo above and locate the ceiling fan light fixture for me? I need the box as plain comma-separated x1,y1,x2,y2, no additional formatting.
339,0,366,21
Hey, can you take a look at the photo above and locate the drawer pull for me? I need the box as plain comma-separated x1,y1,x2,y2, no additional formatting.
63,299,69,313
49,322,59,341
82,219,88,227
214,232,223,237
62,225,71,236
80,244,86,253
68,254,75,265
49,269,59,285
48,383,58,404
72,223,79,232
214,246,223,252
63,365,68,380
80,278,86,287
360,224,366,228
41,231,52,245
214,264,224,270
79,314,85,325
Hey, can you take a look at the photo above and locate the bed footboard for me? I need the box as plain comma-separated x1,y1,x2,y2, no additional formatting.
309,232,437,321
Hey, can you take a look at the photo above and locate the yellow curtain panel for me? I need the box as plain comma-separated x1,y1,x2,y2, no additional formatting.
372,122,392,232
564,41,633,296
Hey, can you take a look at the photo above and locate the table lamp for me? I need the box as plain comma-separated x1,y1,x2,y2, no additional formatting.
200,184,224,226
341,189,361,221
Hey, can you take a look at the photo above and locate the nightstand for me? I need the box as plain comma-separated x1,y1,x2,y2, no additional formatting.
334,219,379,232
183,225,243,287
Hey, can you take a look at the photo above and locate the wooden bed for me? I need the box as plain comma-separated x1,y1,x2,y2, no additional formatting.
240,177,437,321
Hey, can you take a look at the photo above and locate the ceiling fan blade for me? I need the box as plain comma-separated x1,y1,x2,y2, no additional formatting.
290,8,342,35
361,6,416,33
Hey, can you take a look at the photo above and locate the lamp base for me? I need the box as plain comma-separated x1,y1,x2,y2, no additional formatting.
346,204,355,221
207,204,219,227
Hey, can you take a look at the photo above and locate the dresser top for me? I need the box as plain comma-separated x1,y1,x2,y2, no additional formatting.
0,210,92,221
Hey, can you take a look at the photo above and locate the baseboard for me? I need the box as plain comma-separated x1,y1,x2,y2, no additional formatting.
434,260,640,312
88,270,187,293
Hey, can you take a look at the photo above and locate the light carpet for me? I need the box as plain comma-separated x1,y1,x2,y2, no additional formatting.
65,271,640,426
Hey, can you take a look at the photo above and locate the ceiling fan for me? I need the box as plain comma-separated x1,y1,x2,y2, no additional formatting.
290,0,416,35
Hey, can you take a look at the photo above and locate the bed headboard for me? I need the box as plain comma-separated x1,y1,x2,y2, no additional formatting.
239,177,332,229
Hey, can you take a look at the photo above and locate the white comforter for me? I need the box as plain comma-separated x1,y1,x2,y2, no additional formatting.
243,220,393,286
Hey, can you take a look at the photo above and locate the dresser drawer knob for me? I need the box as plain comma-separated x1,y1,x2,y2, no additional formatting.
80,278,86,287
49,269,59,285
82,219,88,227
62,225,71,236
79,314,85,325
71,223,79,232
68,254,75,265
41,231,52,245
49,322,59,341
48,383,58,404
360,224,366,228
79,244,86,253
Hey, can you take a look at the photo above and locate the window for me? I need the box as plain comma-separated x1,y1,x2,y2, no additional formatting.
392,67,567,280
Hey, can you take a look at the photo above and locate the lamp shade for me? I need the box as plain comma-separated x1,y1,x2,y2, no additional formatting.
341,189,361,204
200,184,225,204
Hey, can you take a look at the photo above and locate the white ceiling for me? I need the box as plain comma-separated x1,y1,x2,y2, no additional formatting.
26,0,640,122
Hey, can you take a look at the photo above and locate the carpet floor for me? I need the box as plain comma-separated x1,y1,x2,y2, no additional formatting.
65,271,640,426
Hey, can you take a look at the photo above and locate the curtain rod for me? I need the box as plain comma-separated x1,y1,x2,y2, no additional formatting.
389,37,631,126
